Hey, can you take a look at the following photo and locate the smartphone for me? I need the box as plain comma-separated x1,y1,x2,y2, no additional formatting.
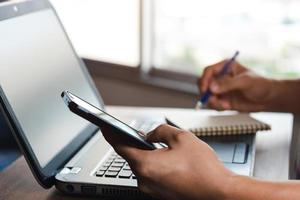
61,91,157,150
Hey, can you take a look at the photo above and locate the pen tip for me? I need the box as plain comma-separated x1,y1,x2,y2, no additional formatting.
195,102,202,110
235,51,240,57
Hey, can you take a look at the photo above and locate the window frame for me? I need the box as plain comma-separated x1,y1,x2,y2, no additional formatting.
74,0,200,95
139,0,199,93
84,59,199,95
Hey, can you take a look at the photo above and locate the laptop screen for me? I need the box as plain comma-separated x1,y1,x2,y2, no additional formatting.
0,8,103,168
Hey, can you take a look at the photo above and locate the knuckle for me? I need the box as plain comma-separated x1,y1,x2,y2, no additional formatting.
203,66,212,75
203,66,209,73
172,131,186,142
155,124,168,133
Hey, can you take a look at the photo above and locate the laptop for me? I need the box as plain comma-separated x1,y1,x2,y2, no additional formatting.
0,0,255,198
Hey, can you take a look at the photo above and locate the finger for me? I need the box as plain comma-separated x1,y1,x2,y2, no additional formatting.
200,60,226,93
210,74,250,95
146,124,184,147
231,61,248,75
100,125,147,163
201,59,247,93
206,96,231,111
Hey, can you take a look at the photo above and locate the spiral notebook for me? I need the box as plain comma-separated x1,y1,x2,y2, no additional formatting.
165,113,271,136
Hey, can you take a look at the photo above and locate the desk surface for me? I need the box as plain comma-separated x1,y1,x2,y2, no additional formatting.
0,106,294,200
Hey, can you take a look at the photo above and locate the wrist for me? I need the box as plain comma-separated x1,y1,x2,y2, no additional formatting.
217,173,242,200
265,79,292,112
222,175,253,200
264,79,286,111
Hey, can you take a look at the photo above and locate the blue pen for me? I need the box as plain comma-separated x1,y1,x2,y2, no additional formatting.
196,51,240,109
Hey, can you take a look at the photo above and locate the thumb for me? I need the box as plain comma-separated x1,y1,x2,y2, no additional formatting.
146,124,183,148
100,124,146,161
210,74,250,94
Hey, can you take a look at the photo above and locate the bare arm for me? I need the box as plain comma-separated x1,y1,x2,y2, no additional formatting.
226,175,300,200
269,79,300,113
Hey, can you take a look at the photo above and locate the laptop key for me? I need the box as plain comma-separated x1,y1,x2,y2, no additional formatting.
98,166,109,171
123,164,131,170
114,158,126,163
105,171,119,178
119,170,132,178
103,162,112,167
108,155,116,161
108,166,122,172
111,153,118,157
111,162,124,167
96,170,105,177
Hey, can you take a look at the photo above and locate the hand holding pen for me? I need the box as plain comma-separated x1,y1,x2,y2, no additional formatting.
196,51,240,109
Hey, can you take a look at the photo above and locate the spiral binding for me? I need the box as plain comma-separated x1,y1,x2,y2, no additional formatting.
190,123,271,136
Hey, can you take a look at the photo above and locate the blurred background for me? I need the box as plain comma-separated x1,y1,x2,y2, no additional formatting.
50,0,300,78
1,0,300,171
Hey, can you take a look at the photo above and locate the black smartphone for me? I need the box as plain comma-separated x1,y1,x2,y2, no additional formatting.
61,91,157,150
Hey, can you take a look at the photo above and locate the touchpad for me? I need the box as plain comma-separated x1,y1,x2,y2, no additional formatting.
208,142,247,163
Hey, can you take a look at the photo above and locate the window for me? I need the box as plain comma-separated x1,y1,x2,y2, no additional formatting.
50,0,140,67
153,0,300,78
51,0,300,81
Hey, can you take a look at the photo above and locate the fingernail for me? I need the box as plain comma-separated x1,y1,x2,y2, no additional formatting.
210,82,219,92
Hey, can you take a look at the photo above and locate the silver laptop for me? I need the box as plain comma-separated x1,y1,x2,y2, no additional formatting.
0,0,255,198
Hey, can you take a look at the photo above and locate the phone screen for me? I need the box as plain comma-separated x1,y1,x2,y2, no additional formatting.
66,92,150,145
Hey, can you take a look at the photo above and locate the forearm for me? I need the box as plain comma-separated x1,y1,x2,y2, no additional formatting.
267,79,300,113
225,175,300,200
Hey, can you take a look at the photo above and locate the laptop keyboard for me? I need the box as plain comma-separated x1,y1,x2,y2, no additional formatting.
95,152,136,179
95,119,163,179
94,119,249,179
